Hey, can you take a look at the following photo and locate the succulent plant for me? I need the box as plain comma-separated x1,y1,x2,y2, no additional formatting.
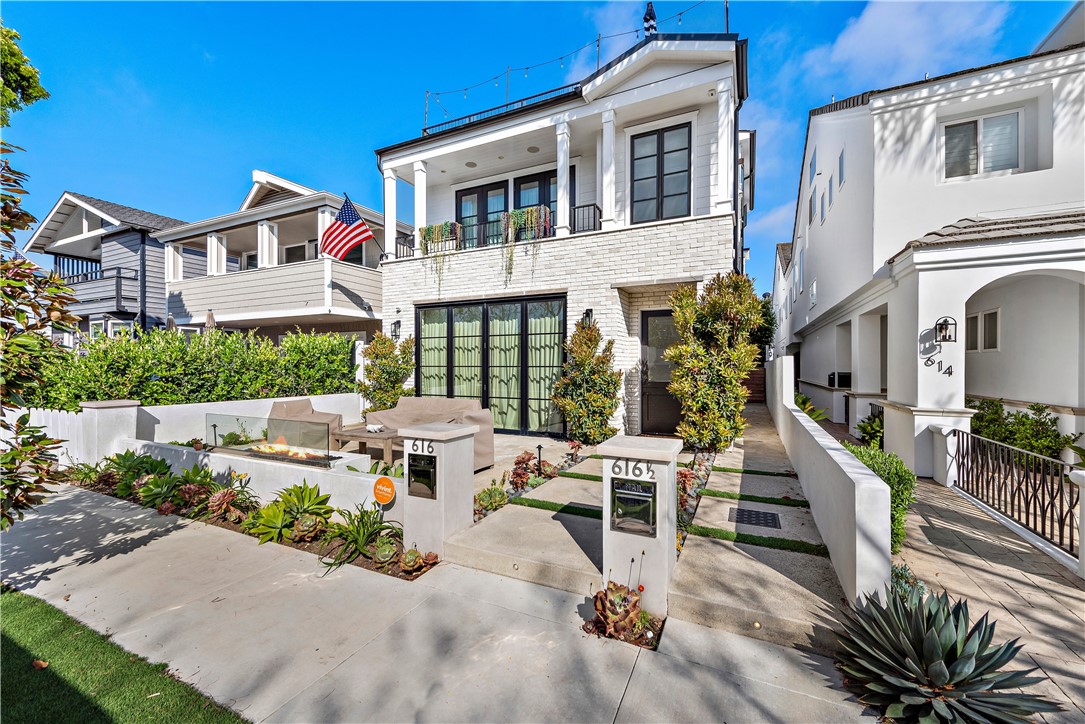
277,481,333,521
95,468,120,491
372,538,398,567
321,503,402,571
249,502,291,544
292,513,325,543
137,474,181,509
156,501,177,516
178,483,206,505
422,551,439,567
205,488,237,517
838,586,1061,722
475,481,508,512
592,581,641,639
399,547,423,573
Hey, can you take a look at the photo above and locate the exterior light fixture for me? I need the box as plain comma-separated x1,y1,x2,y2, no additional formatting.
391,320,401,341
582,308,594,326
935,316,957,343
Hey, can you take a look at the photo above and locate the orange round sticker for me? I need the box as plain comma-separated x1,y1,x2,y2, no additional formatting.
373,476,396,506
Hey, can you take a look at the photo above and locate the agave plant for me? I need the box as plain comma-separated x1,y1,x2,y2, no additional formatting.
278,481,333,521
372,538,398,567
321,503,402,571
177,463,214,488
592,581,641,639
291,513,325,543
838,586,1061,722
399,547,423,573
249,502,292,544
137,474,181,509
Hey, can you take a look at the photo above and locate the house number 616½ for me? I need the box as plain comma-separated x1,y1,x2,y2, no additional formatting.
410,440,434,455
611,459,655,480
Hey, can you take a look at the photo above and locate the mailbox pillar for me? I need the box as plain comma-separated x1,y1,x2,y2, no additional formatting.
597,435,682,616
399,422,478,557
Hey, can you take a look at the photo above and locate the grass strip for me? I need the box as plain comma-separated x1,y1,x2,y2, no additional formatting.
698,488,810,508
508,496,603,519
557,470,604,482
0,586,243,724
686,524,829,557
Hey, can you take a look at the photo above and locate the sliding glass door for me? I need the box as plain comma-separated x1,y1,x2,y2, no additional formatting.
416,296,566,435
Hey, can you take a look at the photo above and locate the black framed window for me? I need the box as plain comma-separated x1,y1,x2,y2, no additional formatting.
514,167,576,218
415,295,566,435
456,182,507,248
631,123,691,224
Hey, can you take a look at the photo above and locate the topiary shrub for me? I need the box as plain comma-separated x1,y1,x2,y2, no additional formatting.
551,318,622,446
843,441,916,555
665,273,762,452
358,332,415,414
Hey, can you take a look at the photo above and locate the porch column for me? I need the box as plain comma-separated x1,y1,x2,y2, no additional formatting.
601,110,617,230
413,161,427,243
206,233,227,276
257,221,279,268
715,76,734,214
164,243,183,282
383,168,398,250
316,206,336,257
850,312,883,435
556,121,571,237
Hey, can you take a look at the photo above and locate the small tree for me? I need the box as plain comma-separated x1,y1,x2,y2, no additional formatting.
552,319,622,445
358,333,415,413
1,24,50,128
665,273,762,452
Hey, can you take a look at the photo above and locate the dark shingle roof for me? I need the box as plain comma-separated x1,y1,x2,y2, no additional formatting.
776,243,793,271
68,192,186,231
889,209,1085,262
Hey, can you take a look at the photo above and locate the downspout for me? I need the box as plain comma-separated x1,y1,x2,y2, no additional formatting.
139,229,148,330
733,38,748,275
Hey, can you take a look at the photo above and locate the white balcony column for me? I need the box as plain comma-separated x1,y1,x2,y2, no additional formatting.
257,220,279,268
715,76,735,214
206,233,227,276
601,110,617,230
556,121,571,237
413,161,427,243
383,168,398,249
164,243,184,282
316,206,336,257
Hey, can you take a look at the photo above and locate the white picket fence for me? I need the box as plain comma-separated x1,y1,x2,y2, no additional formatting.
18,407,93,467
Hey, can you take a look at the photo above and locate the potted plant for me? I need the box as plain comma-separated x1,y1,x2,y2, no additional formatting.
190,438,204,451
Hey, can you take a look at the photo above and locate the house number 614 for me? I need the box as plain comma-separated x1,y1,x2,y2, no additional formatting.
611,459,655,480
923,357,954,376
410,440,434,455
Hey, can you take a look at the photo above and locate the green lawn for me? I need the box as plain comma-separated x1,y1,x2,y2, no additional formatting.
1,586,244,724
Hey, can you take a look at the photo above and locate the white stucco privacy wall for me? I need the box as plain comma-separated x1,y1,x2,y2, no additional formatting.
765,355,891,602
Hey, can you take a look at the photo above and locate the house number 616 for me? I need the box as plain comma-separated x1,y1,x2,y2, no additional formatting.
611,459,655,480
410,440,434,455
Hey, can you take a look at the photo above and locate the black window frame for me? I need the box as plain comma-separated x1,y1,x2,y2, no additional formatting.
455,181,508,248
630,122,692,225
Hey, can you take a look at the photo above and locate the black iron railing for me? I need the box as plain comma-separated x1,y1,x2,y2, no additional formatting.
395,235,416,259
54,254,100,279
422,83,580,136
572,204,602,234
952,429,1079,557
414,206,554,256
63,267,138,284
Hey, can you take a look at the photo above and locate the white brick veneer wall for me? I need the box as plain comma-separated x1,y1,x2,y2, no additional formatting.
381,213,735,434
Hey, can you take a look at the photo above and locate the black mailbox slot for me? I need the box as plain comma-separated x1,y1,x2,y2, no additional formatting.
611,478,656,537
408,453,437,499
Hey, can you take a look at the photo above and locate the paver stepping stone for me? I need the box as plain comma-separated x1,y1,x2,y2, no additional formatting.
692,496,824,546
523,474,601,508
704,469,806,501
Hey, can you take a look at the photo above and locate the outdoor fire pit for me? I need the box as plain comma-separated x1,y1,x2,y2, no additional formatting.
206,414,339,468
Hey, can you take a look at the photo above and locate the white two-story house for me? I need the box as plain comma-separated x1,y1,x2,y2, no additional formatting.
773,6,1084,473
157,171,411,340
375,33,754,436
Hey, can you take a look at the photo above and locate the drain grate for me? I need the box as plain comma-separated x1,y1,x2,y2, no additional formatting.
729,507,782,529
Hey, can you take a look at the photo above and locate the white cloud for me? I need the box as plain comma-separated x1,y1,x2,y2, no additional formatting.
803,1,1011,93
746,201,795,245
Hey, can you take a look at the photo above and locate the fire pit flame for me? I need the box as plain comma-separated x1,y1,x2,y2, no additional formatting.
249,443,323,461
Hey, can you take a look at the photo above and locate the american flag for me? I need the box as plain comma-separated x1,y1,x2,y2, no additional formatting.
320,195,374,260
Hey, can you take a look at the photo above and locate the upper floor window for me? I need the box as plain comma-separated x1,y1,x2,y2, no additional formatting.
838,149,845,187
631,123,691,224
808,149,817,185
808,189,816,224
820,192,826,223
798,248,805,292
829,176,834,207
944,111,1020,179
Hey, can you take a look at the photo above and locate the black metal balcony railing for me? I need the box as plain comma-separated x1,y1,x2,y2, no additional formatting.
63,267,138,284
571,204,602,234
413,206,556,257
54,254,100,279
395,235,416,259
952,429,1079,557
422,83,581,136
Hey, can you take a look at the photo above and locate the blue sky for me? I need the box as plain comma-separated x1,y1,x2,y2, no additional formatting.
6,1,1074,292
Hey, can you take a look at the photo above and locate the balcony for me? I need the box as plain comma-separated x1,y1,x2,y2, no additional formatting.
64,267,140,317
166,259,382,328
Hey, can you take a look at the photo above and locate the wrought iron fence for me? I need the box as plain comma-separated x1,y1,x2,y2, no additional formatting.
414,206,554,256
572,203,602,234
395,235,416,259
952,429,1079,557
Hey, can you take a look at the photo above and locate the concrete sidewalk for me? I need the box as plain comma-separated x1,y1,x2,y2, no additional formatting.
2,485,871,723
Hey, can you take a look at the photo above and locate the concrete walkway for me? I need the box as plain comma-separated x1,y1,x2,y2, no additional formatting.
899,480,1085,723
2,485,871,723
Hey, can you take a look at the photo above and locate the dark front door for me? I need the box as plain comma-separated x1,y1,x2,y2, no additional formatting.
641,310,681,435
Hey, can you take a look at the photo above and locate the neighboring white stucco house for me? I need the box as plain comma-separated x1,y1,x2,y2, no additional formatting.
772,14,1085,473
156,171,412,340
375,33,754,436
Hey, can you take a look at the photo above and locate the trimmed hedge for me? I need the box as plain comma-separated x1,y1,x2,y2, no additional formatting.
843,441,916,555
29,329,358,411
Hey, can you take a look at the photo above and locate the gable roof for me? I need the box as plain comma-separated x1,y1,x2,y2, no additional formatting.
776,243,793,272
888,209,1085,263
23,191,185,254
66,192,186,230
239,171,318,211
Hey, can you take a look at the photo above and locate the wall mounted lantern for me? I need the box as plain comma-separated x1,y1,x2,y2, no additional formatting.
935,316,957,343
582,308,594,326
390,320,401,342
